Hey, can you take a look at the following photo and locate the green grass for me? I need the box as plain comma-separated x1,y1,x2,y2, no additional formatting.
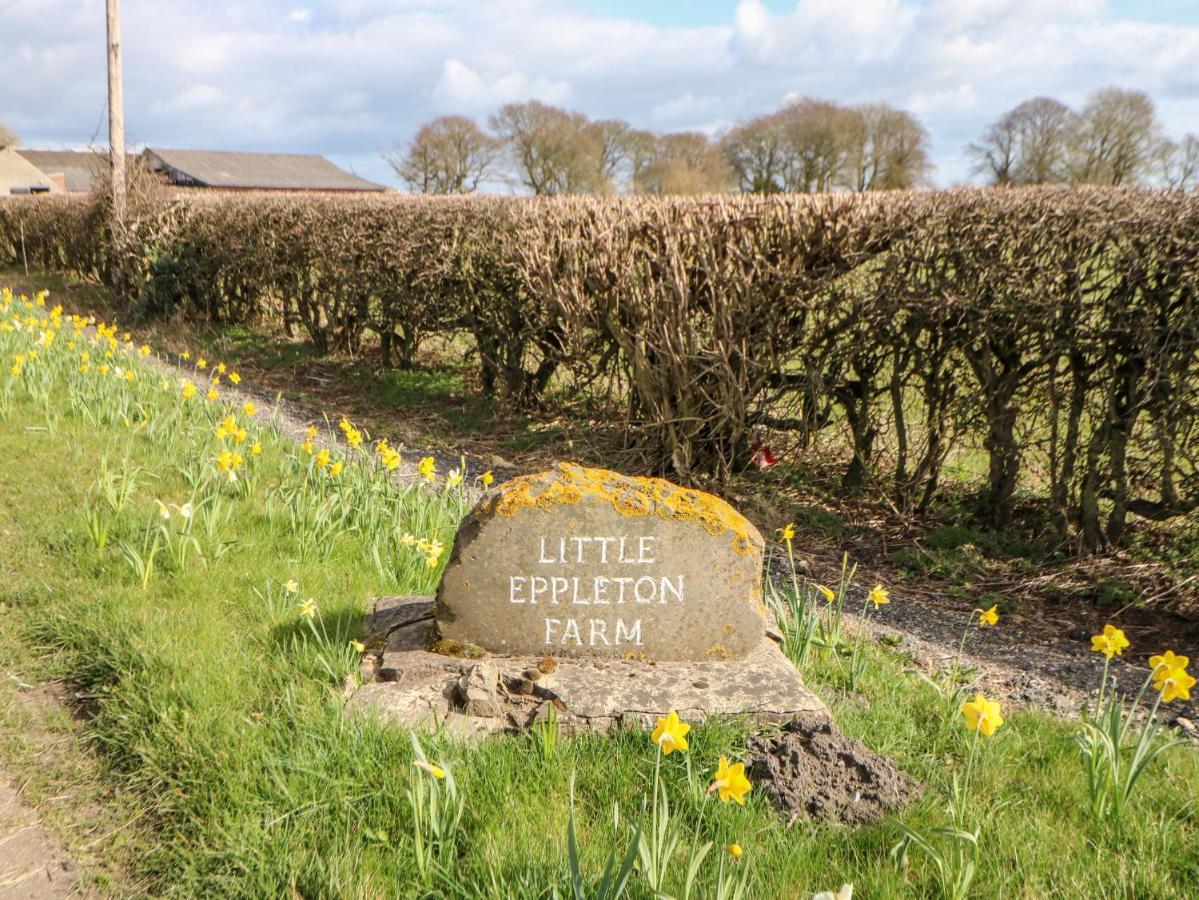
0,286,1198,898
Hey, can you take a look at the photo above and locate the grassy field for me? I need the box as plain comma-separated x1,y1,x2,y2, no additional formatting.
1,284,1198,898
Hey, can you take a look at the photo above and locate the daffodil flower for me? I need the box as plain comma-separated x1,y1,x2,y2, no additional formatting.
961,693,1004,736
711,755,752,804
1090,624,1129,659
414,760,446,780
868,585,890,608
650,711,691,755
418,456,436,482
978,604,999,627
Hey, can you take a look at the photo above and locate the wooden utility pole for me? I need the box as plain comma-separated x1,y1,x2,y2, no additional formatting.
105,0,126,241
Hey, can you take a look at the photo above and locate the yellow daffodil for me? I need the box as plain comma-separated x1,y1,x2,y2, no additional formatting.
211,374,221,386
197,357,207,369
1156,666,1195,703
314,449,331,468
961,693,1004,736
382,448,401,471
298,598,317,619
1149,650,1188,674
711,756,752,804
138,344,151,357
243,401,257,416
216,362,227,375
1091,624,1129,659
726,843,743,859
300,441,314,455
414,760,446,780
868,585,890,608
229,372,241,384
978,605,999,627
234,428,247,444
329,461,344,477
481,470,494,487
283,579,300,594
779,522,796,542
306,425,318,440
650,711,691,755
250,442,262,456
207,387,219,401
350,640,365,653
418,456,436,482
339,418,364,448
815,584,836,603
181,350,191,361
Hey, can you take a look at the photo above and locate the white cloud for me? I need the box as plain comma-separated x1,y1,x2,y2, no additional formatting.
150,84,224,115
431,60,572,113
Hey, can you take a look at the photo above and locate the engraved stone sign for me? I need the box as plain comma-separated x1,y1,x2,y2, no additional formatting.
434,463,766,661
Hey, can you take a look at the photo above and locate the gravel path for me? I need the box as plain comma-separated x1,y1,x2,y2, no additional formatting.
767,552,1199,740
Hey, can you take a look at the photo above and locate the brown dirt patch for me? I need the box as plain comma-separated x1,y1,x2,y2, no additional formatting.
748,712,920,826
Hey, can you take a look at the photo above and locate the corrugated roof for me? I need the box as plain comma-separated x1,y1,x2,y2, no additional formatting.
15,149,111,192
0,149,64,194
145,148,385,191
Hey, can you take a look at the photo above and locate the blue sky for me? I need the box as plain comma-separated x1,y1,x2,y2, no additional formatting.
4,1,1198,189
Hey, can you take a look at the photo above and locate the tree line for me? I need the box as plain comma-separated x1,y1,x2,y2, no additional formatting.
968,87,1198,189
386,97,933,196
389,86,1198,195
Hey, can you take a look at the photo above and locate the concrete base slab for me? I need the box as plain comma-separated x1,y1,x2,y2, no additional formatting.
349,596,828,737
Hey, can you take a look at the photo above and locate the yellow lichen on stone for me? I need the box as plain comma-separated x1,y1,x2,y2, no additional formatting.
477,463,759,555
427,637,485,659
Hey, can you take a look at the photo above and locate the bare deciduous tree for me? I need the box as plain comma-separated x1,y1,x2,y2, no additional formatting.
589,118,634,188
721,112,787,193
387,115,499,194
0,123,19,151
777,98,857,192
968,96,1074,185
842,103,933,190
636,132,734,195
1067,87,1162,186
490,101,608,195
625,128,660,194
1159,133,1199,191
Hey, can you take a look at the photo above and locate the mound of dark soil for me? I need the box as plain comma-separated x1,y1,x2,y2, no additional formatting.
748,712,919,826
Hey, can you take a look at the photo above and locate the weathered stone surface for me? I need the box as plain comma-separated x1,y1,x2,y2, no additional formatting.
350,597,827,737
435,463,767,661
456,662,504,718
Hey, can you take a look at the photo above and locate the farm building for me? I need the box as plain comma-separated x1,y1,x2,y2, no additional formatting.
1,149,65,194
14,149,116,193
142,148,386,192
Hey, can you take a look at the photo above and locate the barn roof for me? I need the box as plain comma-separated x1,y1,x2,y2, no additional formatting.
1,149,64,194
14,149,110,192
144,148,385,191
